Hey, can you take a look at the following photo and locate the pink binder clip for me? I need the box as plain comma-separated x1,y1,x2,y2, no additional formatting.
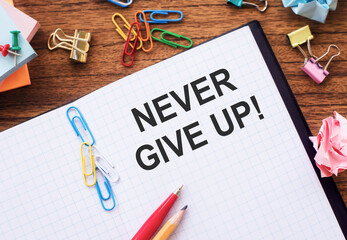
302,44,340,84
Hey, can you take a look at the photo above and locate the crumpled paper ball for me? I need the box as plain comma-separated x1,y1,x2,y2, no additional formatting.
282,0,338,23
309,112,347,177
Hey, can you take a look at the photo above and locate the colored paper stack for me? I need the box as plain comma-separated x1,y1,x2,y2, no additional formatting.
0,0,40,92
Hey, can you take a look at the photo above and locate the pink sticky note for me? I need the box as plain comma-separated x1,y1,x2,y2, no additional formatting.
0,0,40,42
302,58,329,84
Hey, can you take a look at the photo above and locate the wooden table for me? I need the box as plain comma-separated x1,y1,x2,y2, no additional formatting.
0,0,346,204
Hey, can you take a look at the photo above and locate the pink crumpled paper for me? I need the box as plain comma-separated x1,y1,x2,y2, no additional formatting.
309,112,347,177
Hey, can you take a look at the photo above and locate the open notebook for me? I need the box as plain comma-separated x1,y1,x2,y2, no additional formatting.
0,21,346,239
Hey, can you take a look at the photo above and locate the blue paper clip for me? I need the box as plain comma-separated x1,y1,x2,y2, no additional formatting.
106,0,133,8
95,167,116,211
139,10,183,24
66,106,96,146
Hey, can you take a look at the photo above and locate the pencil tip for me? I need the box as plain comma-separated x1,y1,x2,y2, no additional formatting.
181,205,188,210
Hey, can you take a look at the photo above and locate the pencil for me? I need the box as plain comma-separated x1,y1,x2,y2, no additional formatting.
152,205,188,240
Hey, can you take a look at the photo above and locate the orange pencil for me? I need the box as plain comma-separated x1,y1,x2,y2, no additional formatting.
152,205,188,240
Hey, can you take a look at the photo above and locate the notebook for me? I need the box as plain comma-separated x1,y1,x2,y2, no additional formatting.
0,21,346,239
0,5,37,83
0,0,39,92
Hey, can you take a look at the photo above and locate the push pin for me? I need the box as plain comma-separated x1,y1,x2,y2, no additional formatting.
302,44,340,84
47,28,91,63
287,25,314,65
227,0,268,12
0,44,21,57
10,30,21,67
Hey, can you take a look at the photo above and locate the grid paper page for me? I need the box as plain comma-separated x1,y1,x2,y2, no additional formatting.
0,26,344,239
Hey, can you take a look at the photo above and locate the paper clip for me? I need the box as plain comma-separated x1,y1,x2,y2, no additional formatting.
66,106,95,146
139,10,184,24
122,22,141,67
92,146,120,182
48,28,91,63
287,25,315,65
151,28,193,49
107,0,133,8
95,167,116,211
81,142,97,187
112,13,142,50
135,11,153,52
227,0,267,12
302,44,340,84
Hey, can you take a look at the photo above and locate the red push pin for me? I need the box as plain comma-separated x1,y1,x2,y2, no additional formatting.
0,44,21,57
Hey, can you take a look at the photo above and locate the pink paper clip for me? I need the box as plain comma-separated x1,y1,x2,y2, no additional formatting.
302,44,340,84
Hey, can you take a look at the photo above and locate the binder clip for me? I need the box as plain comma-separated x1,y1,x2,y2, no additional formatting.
287,25,314,64
302,44,340,84
227,0,268,12
48,28,91,63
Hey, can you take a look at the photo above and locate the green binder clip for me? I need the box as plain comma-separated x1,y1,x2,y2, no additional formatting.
151,28,193,49
227,0,268,12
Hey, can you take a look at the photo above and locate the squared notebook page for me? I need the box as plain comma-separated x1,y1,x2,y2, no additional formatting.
0,26,344,239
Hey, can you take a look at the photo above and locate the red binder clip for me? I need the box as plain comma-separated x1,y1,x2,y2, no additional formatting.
302,44,340,84
122,22,141,67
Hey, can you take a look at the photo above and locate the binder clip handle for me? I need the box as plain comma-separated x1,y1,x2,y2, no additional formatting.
315,44,340,71
242,0,267,12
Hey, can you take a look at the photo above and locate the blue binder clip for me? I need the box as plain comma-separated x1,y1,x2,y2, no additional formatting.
95,167,116,211
66,106,96,146
227,0,267,12
139,10,183,24
106,0,133,8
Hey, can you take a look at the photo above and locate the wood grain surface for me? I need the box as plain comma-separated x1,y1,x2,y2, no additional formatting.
0,0,346,204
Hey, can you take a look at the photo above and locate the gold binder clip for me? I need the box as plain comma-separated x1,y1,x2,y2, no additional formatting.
48,28,91,63
287,25,314,64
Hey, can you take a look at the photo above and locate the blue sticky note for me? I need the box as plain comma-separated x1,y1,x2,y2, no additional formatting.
0,5,37,82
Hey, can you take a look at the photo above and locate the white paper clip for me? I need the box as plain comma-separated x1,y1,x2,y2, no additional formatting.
83,146,120,182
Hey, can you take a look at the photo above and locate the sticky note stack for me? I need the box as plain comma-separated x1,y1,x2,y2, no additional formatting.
0,0,40,92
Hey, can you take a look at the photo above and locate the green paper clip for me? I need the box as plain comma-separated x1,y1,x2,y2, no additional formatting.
151,28,193,49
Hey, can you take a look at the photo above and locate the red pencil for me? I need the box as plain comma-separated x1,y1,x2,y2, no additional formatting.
132,185,183,240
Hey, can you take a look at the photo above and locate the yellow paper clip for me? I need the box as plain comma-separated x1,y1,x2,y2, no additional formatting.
287,25,314,64
112,13,143,50
48,28,91,63
81,142,96,187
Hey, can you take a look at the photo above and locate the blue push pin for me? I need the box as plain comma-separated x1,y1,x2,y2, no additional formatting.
10,30,21,67
227,0,268,12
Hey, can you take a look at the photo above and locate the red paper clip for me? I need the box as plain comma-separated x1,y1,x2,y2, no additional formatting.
122,22,141,67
